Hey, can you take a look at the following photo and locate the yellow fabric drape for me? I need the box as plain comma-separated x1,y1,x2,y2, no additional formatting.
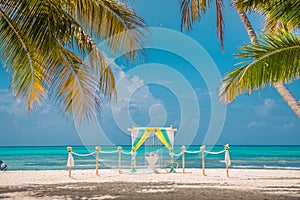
132,128,173,151
132,129,151,151
155,130,171,150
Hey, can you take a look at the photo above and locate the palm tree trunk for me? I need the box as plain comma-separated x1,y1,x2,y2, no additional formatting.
273,83,300,117
236,10,259,44
236,8,300,118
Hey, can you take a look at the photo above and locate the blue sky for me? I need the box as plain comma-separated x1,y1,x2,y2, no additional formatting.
0,1,299,146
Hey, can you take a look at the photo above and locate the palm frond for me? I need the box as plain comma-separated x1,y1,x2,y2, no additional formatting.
179,0,215,30
234,0,271,12
263,0,300,30
219,32,300,103
64,0,147,59
191,0,200,22
215,0,224,51
0,2,48,110
0,0,147,120
180,0,224,50
47,0,138,99
263,16,292,36
51,49,101,120
180,0,192,31
47,0,117,99
234,0,300,32
24,0,117,119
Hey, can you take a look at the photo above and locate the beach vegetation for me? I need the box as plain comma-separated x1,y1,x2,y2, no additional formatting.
0,0,146,120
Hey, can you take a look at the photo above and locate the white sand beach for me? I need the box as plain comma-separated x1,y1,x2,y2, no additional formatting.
0,169,299,199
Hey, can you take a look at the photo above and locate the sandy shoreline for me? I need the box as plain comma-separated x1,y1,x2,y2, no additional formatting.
1,169,299,199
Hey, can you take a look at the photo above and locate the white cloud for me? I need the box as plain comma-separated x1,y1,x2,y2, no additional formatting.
0,89,53,116
101,59,165,131
0,89,12,104
0,90,26,115
255,98,275,116
247,120,266,128
280,122,294,129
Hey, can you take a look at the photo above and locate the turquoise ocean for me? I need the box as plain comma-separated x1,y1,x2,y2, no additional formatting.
0,145,299,171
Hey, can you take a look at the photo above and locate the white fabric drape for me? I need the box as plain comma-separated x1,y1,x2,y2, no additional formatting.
131,128,139,146
67,152,74,167
225,150,231,166
166,129,174,148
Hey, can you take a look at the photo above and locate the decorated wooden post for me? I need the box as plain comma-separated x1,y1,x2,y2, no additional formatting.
169,147,176,173
224,144,230,177
67,147,74,178
131,149,137,172
200,145,206,176
95,146,101,175
181,145,185,173
118,146,122,174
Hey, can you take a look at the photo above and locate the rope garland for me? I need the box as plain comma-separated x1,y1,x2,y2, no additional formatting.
71,150,122,156
121,151,132,155
172,150,225,155
71,152,96,157
70,149,226,156
99,150,118,154
204,150,226,155
171,152,182,157
185,150,201,154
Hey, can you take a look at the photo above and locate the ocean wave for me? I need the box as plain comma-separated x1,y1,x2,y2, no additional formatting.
74,164,96,167
232,165,258,169
232,165,300,170
262,165,300,170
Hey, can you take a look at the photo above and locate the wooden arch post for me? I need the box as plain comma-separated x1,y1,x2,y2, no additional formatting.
200,145,206,176
118,146,122,174
181,145,185,173
95,146,101,175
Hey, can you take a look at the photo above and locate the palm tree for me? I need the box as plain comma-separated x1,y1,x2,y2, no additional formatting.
0,0,147,120
219,32,300,117
180,0,300,117
219,0,300,117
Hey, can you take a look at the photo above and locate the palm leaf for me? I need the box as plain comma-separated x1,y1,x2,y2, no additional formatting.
219,32,300,103
234,0,271,12
215,0,224,51
180,0,200,31
0,0,147,120
63,0,147,59
51,49,101,120
0,1,48,110
180,0,224,50
263,0,300,30
234,0,300,32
